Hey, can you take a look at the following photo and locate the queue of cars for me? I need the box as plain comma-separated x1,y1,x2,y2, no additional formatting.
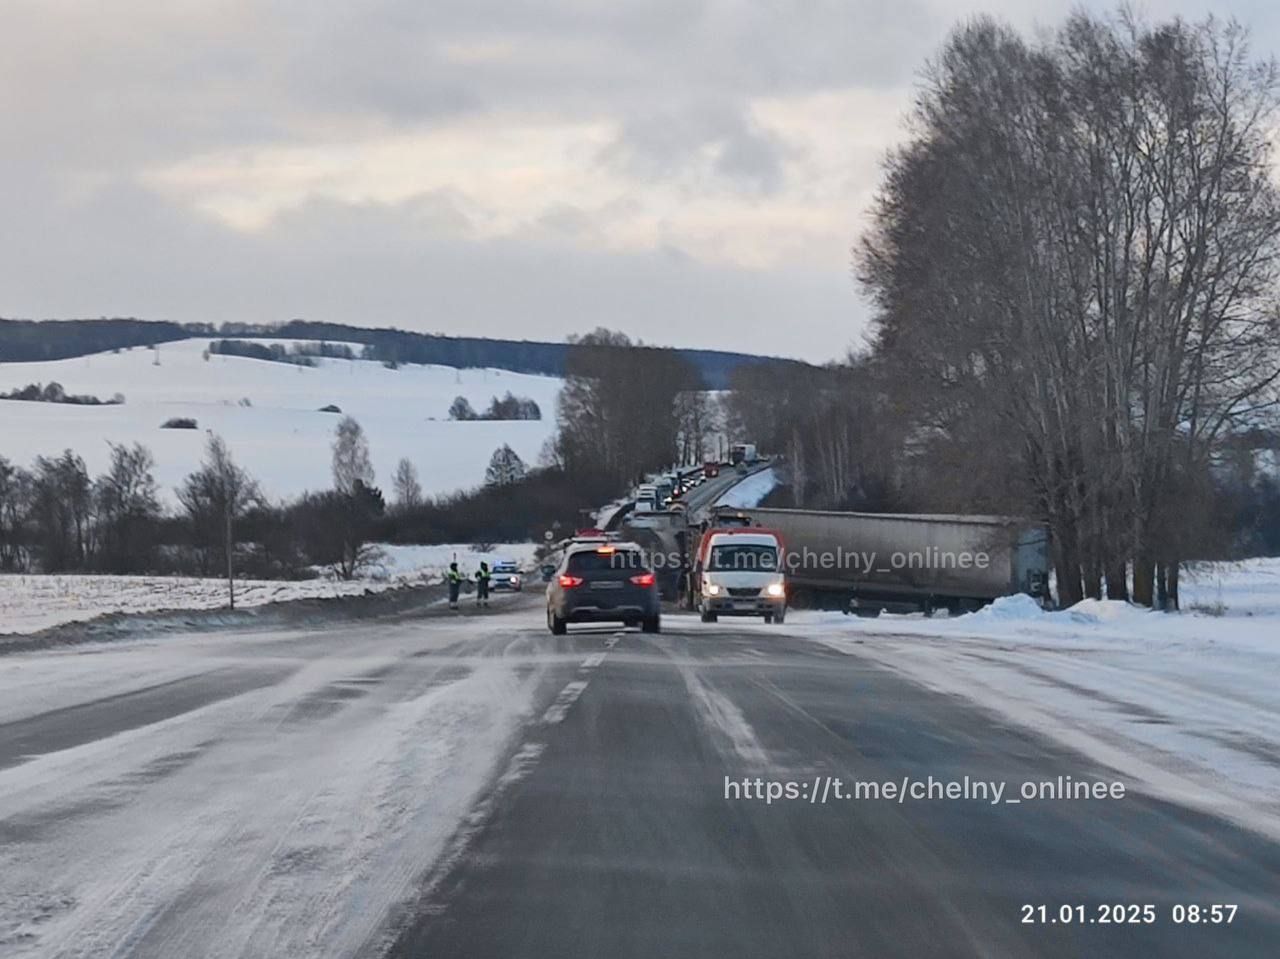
538,442,1053,633
544,453,787,633
633,464,715,512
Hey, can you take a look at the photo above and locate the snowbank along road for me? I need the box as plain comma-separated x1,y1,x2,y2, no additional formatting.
2,594,1278,958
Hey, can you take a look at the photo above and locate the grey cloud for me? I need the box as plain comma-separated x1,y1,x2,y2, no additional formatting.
3,0,1280,361
602,103,791,193
0,179,864,361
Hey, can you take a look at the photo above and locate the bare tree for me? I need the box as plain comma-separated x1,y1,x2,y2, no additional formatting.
0,455,32,571
332,416,374,494
95,442,161,573
29,450,93,571
858,11,1280,608
178,434,261,607
675,390,713,465
724,359,896,510
554,329,700,488
448,396,477,421
392,457,423,510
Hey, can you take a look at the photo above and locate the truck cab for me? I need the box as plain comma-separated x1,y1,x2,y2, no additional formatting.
693,527,786,624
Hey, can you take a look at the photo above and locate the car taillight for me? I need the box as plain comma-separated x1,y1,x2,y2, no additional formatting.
630,572,655,587
558,574,584,588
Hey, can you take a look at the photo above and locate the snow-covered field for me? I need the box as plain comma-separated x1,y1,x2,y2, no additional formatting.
790,557,1280,841
0,542,540,636
374,542,541,581
0,339,562,504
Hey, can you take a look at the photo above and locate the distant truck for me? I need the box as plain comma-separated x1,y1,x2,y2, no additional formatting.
703,461,721,478
621,508,692,600
729,444,758,467
710,506,1050,615
691,526,787,623
634,484,658,513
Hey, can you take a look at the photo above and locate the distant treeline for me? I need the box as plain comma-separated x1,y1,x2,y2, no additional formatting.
207,339,357,366
1,381,123,406
448,393,542,421
0,425,605,580
0,318,807,389
0,318,187,362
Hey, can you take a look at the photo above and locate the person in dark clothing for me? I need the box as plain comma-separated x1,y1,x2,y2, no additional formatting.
475,561,491,607
447,562,462,609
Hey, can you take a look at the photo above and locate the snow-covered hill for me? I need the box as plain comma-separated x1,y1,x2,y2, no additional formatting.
0,340,562,503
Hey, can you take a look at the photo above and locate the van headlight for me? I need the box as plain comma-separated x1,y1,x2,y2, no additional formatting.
766,582,785,597
706,584,722,596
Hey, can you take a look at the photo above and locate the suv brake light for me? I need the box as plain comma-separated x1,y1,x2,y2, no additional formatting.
558,574,584,588
629,572,655,587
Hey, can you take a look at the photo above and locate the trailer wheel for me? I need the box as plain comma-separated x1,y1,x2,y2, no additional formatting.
853,606,882,619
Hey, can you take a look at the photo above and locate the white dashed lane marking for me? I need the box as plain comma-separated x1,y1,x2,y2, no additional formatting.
542,680,590,724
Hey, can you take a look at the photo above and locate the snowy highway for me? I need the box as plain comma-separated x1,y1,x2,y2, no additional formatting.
2,597,1279,958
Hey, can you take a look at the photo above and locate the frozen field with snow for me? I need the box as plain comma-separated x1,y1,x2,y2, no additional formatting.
790,557,1280,841
0,339,562,504
0,542,540,636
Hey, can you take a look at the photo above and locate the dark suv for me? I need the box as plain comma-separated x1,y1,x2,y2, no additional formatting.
546,544,661,634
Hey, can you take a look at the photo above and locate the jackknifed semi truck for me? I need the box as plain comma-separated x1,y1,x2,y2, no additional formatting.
708,506,1051,615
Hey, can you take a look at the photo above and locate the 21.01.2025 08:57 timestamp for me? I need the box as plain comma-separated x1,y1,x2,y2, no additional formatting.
1022,904,1238,925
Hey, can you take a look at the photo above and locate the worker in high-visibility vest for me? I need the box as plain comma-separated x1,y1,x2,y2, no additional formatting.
475,561,491,607
447,562,462,609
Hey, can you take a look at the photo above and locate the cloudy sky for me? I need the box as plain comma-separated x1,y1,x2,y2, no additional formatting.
2,1,1277,362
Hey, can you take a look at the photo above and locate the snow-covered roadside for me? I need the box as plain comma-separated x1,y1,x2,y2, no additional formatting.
0,543,539,636
0,573,394,636
787,558,1280,841
714,466,778,508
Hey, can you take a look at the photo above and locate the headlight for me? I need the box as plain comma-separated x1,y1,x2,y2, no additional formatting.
511,576,521,586
766,582,785,597
706,584,722,595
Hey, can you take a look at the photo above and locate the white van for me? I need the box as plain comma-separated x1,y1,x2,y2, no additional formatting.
694,528,786,623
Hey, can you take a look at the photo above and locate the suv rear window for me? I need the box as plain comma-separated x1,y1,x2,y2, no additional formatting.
566,549,647,572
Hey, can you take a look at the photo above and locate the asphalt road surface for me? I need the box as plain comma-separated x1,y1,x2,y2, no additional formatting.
2,597,1277,958
382,607,1280,959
